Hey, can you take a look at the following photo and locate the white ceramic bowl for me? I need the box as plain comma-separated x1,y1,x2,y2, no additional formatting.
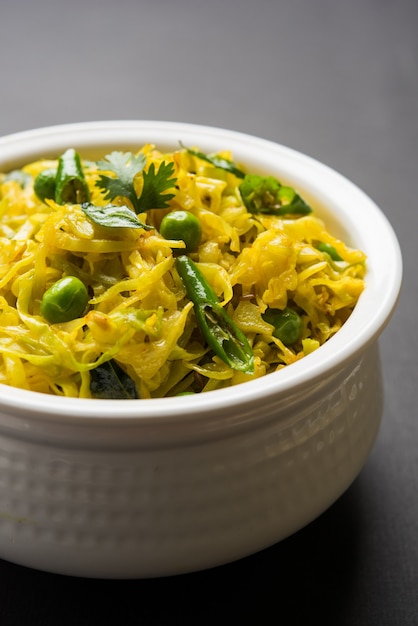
0,121,402,578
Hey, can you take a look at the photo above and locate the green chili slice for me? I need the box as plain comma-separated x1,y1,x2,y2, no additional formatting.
176,255,254,374
239,174,312,216
34,168,57,202
55,148,90,204
315,242,343,261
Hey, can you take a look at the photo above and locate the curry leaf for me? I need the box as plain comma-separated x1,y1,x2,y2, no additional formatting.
180,142,246,179
81,202,153,230
90,359,138,399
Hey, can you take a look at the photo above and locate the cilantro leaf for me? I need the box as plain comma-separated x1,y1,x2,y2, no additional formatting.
180,142,246,179
81,202,153,230
96,151,146,212
95,151,177,214
136,161,177,211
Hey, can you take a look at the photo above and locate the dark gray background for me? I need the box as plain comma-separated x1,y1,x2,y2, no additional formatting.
0,1,417,624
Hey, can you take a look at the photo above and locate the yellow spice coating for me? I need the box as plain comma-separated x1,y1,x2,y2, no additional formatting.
0,146,366,398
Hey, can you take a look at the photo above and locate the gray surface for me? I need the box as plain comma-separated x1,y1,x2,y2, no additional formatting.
0,0,417,624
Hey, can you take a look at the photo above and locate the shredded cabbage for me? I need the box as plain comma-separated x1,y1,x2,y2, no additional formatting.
0,145,366,398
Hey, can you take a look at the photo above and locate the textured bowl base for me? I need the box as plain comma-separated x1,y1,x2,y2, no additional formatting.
0,344,383,578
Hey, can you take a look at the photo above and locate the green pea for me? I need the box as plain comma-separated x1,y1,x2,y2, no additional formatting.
41,276,89,324
316,242,343,261
33,168,57,203
160,210,202,253
262,307,303,345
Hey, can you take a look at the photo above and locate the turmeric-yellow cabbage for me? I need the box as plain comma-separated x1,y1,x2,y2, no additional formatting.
0,146,366,398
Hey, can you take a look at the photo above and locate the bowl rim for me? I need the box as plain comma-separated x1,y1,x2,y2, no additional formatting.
0,120,403,427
